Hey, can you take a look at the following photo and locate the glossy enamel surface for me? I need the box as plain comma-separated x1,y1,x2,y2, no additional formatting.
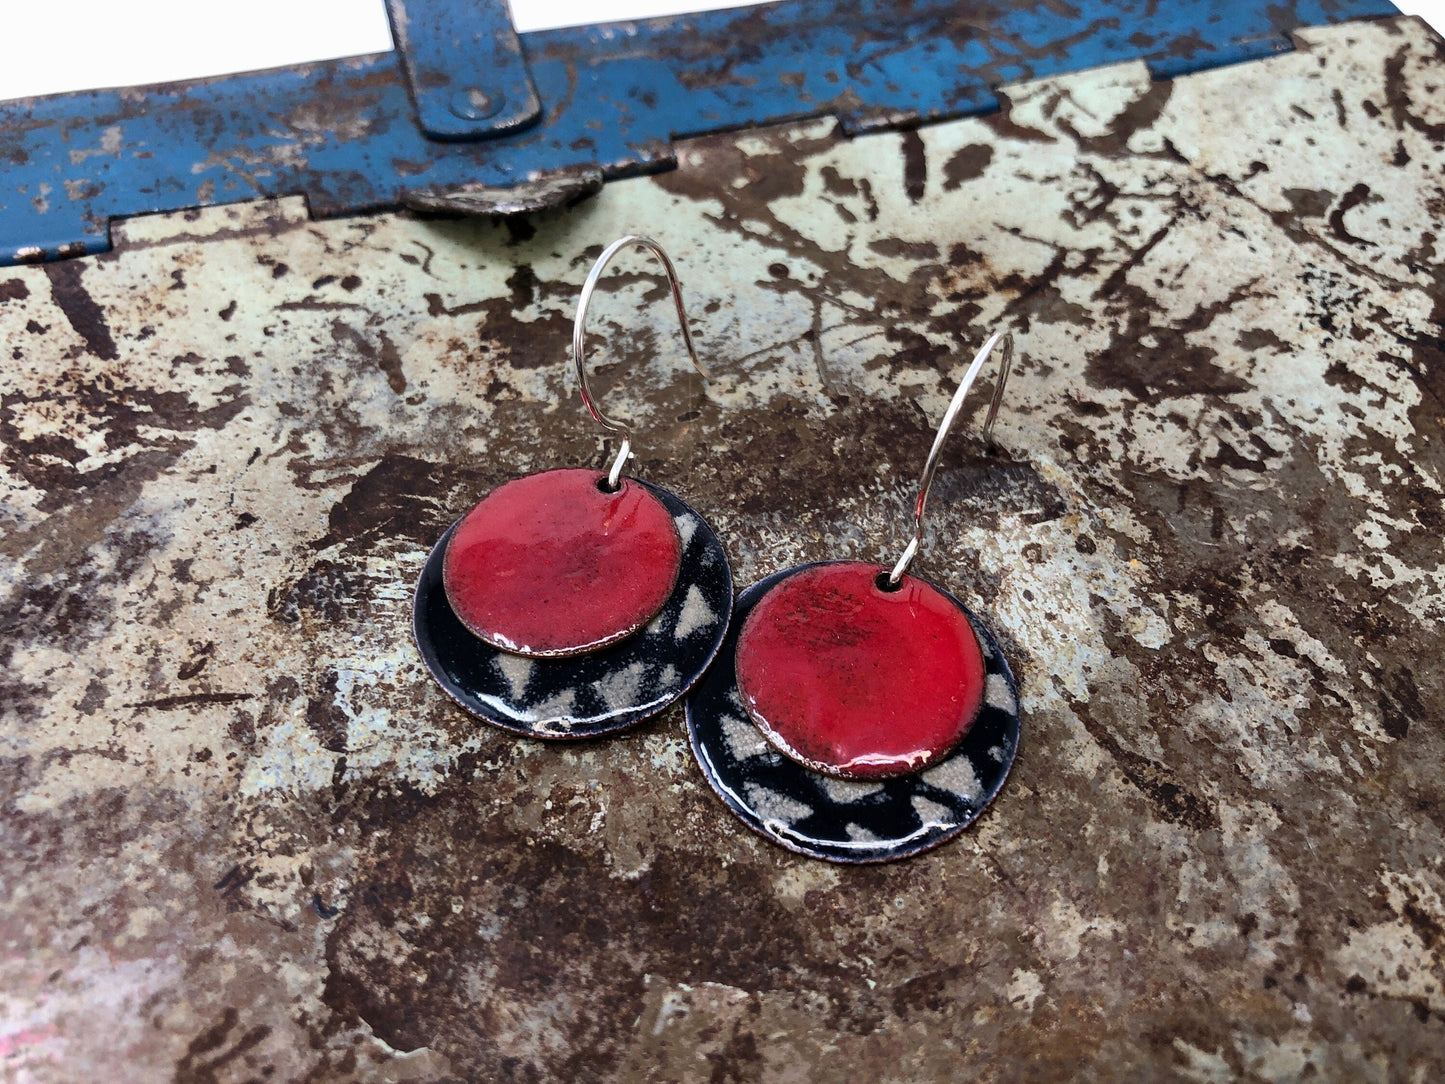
417,481,731,739
687,564,1021,863
735,561,986,779
442,468,681,657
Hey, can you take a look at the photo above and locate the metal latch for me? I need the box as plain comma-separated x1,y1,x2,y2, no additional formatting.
385,0,542,140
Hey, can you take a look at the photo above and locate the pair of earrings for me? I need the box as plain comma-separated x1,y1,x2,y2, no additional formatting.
413,237,1021,864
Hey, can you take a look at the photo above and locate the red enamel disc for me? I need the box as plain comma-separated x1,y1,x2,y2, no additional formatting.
442,468,682,657
734,562,987,780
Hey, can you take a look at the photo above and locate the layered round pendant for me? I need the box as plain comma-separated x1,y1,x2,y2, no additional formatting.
686,562,1020,863
415,470,732,738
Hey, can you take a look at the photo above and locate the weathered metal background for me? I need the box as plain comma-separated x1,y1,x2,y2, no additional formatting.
2,12,1444,1080
0,0,1399,265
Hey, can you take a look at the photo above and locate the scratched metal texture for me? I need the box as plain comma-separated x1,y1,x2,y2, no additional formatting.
0,0,1399,266
2,14,1443,1081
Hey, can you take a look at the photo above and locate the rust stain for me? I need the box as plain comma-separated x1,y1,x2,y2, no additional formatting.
1,16,1443,1081
42,259,116,359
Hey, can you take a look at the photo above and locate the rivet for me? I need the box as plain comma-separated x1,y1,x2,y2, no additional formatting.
448,88,505,121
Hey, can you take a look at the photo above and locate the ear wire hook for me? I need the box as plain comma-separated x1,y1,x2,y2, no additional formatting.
573,235,708,490
887,329,1015,586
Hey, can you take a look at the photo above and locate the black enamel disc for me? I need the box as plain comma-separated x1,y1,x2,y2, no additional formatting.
414,479,732,739
686,563,1021,863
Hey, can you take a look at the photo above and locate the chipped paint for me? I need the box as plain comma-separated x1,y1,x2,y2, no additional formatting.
1,16,1443,1079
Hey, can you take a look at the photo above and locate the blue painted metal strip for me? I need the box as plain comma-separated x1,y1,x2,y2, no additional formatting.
384,0,542,139
0,0,1399,266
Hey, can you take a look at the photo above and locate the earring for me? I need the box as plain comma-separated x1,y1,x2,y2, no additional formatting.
413,236,734,739
686,331,1021,863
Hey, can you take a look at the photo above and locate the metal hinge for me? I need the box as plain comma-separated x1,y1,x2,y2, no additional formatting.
384,0,542,140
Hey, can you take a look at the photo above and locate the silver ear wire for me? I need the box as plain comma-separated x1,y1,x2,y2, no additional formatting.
887,329,1015,586
572,235,708,489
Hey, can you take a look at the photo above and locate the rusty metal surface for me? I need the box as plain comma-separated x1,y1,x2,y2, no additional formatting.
2,15,1443,1080
0,0,1400,266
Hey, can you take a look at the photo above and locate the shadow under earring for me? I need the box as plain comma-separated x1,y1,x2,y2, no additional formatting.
414,236,733,738
686,331,1021,863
